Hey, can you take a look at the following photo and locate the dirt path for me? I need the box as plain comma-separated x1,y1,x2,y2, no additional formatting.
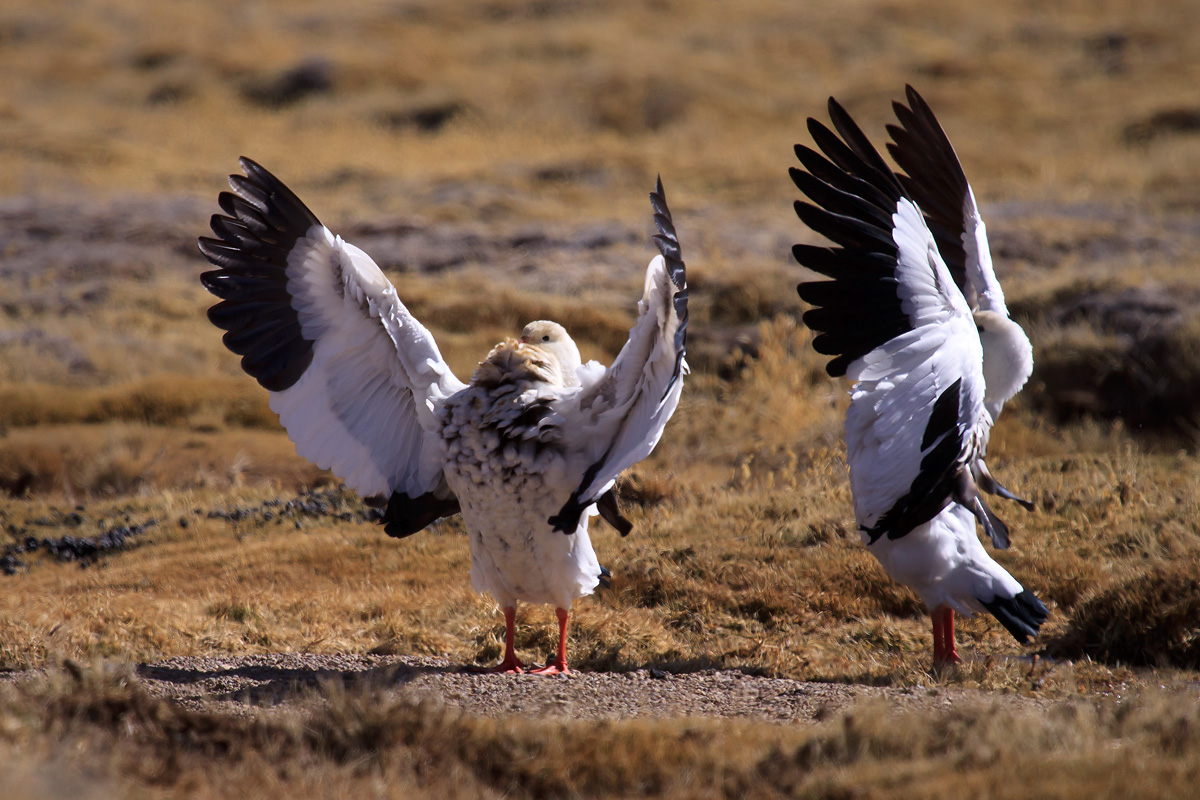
132,653,1051,723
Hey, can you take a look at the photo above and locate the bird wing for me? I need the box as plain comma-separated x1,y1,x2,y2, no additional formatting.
792,98,989,543
547,177,689,533
198,157,466,537
884,85,1009,315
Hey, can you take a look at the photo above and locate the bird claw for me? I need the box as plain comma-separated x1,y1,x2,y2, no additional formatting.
528,660,568,676
468,656,525,674
933,649,961,668
490,663,526,674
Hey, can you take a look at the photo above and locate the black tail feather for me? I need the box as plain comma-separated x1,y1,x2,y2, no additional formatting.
981,590,1049,644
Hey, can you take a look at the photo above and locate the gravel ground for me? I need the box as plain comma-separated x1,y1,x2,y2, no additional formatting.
133,653,1049,723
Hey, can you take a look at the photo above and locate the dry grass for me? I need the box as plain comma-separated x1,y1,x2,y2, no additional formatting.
1,662,1198,799
4,0,1200,795
5,0,1200,213
0,423,327,497
2,331,1197,690
0,377,275,428
1049,561,1200,668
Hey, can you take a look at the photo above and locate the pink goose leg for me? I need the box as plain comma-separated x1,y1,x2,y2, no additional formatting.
529,607,570,675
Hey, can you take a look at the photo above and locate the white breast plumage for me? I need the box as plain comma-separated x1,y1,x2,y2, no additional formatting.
440,339,598,611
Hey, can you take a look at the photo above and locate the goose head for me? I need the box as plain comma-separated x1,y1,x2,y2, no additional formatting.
520,320,582,386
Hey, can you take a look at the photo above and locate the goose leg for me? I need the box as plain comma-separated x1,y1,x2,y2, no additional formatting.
530,607,570,675
489,605,525,673
942,607,960,665
931,606,960,668
975,460,1036,511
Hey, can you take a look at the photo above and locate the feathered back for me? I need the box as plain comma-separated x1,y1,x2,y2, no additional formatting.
472,339,564,389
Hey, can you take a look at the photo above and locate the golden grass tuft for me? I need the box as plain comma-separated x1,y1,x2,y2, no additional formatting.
748,692,1200,798
1048,560,1200,669
414,289,635,356
0,377,277,430
0,424,326,497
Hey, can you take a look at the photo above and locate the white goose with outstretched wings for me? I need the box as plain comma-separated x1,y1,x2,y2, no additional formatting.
199,159,688,675
791,86,1046,668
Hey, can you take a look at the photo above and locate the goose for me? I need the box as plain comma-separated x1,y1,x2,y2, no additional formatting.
198,158,688,674
790,86,1047,667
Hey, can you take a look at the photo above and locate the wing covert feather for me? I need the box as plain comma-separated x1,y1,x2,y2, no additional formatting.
548,178,688,533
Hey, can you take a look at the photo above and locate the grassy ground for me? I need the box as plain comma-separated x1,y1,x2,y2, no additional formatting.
3,664,1199,799
3,0,1200,797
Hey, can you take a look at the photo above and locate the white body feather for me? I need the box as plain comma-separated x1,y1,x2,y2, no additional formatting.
439,253,686,610
439,343,602,609
865,503,1023,615
845,200,984,530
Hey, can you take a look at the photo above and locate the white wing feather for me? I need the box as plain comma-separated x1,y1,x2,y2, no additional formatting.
961,186,1008,315
562,253,687,504
268,227,465,499
845,199,984,528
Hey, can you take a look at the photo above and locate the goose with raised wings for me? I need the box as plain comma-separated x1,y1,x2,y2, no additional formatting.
791,86,1047,668
199,159,688,674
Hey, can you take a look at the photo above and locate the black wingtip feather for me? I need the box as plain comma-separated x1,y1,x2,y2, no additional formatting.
380,490,462,539
884,87,971,294
198,159,324,392
648,176,688,401
826,98,905,197
793,95,920,382
793,201,896,254
790,170,894,232
649,175,686,288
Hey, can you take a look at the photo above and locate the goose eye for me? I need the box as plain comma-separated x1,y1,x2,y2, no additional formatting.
542,335,550,342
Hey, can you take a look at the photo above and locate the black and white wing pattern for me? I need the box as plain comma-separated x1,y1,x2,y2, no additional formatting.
886,85,1033,423
199,158,466,538
792,98,1016,549
548,178,688,533
885,85,1007,316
